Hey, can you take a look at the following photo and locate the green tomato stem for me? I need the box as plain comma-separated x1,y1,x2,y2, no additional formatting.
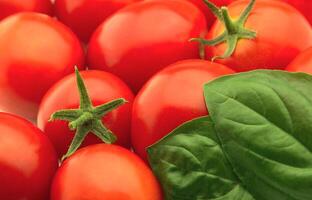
191,0,257,60
49,67,127,161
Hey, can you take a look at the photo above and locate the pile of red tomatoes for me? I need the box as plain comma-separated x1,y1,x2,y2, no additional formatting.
0,0,311,199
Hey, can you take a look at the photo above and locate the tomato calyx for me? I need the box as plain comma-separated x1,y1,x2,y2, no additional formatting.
49,67,127,161
191,0,257,60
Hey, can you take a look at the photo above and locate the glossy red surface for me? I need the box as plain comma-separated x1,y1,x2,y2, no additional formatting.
131,59,234,161
51,144,163,200
279,0,312,25
87,0,207,93
37,70,134,158
205,0,312,72
286,47,312,74
0,0,53,20
55,0,140,43
0,12,84,120
0,112,58,200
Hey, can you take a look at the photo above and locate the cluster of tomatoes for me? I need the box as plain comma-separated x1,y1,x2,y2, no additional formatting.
0,0,312,199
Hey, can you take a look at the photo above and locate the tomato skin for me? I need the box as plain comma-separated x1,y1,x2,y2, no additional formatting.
278,0,312,25
55,0,140,43
0,112,58,200
87,0,207,93
205,0,312,72
0,12,84,120
0,0,53,20
131,59,234,161
286,47,312,73
37,70,134,158
51,144,162,200
187,0,233,27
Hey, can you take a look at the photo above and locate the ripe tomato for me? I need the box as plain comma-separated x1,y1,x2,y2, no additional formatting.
131,59,234,161
201,0,312,72
277,0,312,25
87,0,207,93
187,0,233,27
0,0,53,20
0,12,84,120
38,70,134,158
286,47,312,73
0,112,58,200
51,144,162,200
55,0,140,43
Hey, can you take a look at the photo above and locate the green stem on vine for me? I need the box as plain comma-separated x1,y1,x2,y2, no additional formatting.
49,67,127,161
191,0,257,60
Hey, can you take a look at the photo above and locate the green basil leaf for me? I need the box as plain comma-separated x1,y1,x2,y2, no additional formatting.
204,70,312,200
148,116,255,200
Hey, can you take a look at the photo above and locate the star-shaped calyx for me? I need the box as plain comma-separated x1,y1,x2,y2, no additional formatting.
49,67,127,161
191,0,257,60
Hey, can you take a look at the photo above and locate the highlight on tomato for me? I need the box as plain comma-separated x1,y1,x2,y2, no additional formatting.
131,59,234,161
0,12,84,120
192,0,312,72
54,0,140,43
0,112,58,200
0,0,53,20
87,0,207,93
38,68,134,160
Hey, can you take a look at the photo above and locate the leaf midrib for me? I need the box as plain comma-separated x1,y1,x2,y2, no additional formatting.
207,87,312,155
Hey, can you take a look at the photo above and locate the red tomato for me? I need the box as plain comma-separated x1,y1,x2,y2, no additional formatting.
0,12,84,120
286,47,312,73
0,0,53,20
51,144,162,200
277,0,312,25
87,0,207,93
187,0,233,27
37,70,134,158
131,59,234,161
204,0,312,72
55,0,140,43
0,112,58,200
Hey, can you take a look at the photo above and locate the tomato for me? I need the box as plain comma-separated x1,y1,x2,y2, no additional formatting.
0,12,84,120
187,0,233,27
286,47,312,73
0,112,58,200
51,144,162,200
199,0,312,72
131,59,234,161
277,0,312,25
87,0,207,93
0,0,53,20
38,70,134,158
55,0,140,43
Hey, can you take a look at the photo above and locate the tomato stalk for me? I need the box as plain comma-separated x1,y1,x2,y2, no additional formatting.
49,67,127,161
191,0,257,60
